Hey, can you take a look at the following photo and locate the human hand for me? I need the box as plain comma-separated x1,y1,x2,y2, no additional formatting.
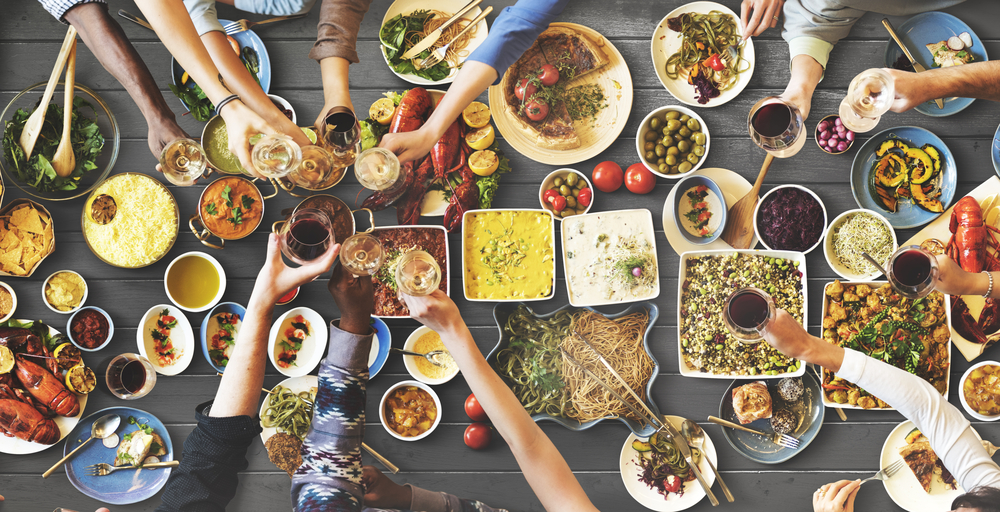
218,100,279,179
762,308,816,361
813,480,860,512
886,68,928,113
399,289,465,336
379,129,437,165
251,233,339,305
932,253,982,296
741,0,785,39
147,115,190,159
361,466,411,509
327,263,374,334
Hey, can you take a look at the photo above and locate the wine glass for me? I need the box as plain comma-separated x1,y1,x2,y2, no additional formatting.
251,134,302,179
839,68,895,133
747,97,806,158
355,147,407,195
886,245,939,299
105,353,157,400
159,138,208,186
339,232,385,277
395,250,441,296
321,106,361,159
278,208,334,265
722,287,776,344
287,144,336,190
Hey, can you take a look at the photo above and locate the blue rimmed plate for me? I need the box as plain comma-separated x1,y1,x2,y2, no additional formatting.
486,302,660,436
883,12,987,117
64,407,173,505
200,302,246,373
718,372,823,464
369,316,391,378
850,126,956,229
992,123,1000,177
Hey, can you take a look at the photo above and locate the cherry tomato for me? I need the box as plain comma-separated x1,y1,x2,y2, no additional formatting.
704,53,725,72
538,64,560,86
591,161,624,193
577,187,592,207
663,474,682,494
542,189,560,206
464,423,492,450
551,195,567,212
524,99,549,121
515,78,538,101
464,393,488,422
625,163,656,194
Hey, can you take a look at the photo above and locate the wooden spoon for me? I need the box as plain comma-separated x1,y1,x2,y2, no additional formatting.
52,39,77,178
18,26,77,160
721,153,774,249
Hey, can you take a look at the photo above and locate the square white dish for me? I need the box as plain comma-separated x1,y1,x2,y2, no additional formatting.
462,209,556,302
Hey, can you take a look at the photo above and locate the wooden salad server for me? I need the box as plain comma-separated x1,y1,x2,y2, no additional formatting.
721,153,774,249
52,39,78,178
19,26,77,160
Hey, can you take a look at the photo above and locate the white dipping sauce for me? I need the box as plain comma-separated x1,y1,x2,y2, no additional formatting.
679,185,724,238
563,211,658,305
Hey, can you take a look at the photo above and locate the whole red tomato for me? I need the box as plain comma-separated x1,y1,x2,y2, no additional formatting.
464,393,488,422
464,423,492,450
591,161,623,193
524,99,549,121
577,187,592,207
515,78,538,101
625,163,656,194
538,64,560,86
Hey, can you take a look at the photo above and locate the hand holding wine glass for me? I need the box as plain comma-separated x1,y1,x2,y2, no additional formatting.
254,232,339,304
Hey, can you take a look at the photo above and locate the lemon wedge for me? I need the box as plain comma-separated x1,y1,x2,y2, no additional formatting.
466,125,495,151
0,346,13,374
370,98,396,125
65,366,97,395
463,102,491,129
53,343,83,372
469,150,499,176
300,127,318,144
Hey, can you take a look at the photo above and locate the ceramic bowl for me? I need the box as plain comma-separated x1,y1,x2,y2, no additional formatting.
268,307,327,377
402,326,458,385
267,94,296,125
814,115,854,154
164,252,226,313
537,168,594,220
200,302,246,373
823,209,898,281
42,270,88,315
66,306,114,352
635,105,710,179
958,360,1000,421
753,184,828,254
379,380,442,442
672,175,726,245
136,304,195,376
0,282,17,323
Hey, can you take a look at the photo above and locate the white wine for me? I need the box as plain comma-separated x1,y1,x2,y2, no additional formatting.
160,138,207,186
840,69,895,133
252,134,301,179
289,145,335,189
395,250,441,296
355,147,403,192
340,233,385,277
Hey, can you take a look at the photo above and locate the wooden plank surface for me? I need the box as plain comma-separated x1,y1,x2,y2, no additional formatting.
1,0,1000,510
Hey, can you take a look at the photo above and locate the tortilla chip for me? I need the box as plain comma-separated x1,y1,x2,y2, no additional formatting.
23,251,42,272
0,231,17,251
8,265,27,276
18,207,46,235
10,207,29,227
0,245,21,269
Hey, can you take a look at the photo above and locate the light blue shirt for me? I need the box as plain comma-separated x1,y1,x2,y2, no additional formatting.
466,0,569,85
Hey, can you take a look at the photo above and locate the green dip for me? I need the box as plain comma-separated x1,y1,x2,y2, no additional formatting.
203,116,248,175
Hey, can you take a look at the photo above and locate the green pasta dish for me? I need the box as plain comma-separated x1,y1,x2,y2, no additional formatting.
665,11,749,104
261,385,315,441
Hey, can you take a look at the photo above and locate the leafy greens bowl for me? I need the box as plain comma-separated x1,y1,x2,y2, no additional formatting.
1,82,119,201
485,301,661,436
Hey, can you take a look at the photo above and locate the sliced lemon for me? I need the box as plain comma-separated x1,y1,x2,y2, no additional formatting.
369,98,396,125
469,150,499,176
300,127,318,144
65,365,97,395
53,343,83,372
0,346,13,374
463,101,491,129
465,125,495,151
181,71,190,85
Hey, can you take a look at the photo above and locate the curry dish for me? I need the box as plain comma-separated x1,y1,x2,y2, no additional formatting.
200,177,263,239
383,385,437,438
822,281,950,409
464,210,555,301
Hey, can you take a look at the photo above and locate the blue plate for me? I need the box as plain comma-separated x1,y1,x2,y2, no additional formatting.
850,126,956,229
200,302,247,373
369,316,391,378
718,372,824,464
992,123,1000,177
169,20,271,117
486,302,661,437
64,407,173,505
883,12,987,117
672,175,726,245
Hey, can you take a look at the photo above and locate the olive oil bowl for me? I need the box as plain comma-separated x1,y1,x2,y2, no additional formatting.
164,251,226,313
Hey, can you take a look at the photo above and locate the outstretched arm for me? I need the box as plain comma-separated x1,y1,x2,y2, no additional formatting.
310,0,373,127
888,61,1000,113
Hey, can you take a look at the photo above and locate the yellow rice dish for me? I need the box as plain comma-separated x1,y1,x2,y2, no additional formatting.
464,210,555,300
83,174,178,268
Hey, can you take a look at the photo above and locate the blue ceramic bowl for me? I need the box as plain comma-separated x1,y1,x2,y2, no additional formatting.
66,306,114,352
200,302,246,373
672,175,726,245
369,316,391,378
486,302,661,436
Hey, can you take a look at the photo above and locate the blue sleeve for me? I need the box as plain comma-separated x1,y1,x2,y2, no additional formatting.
466,0,570,85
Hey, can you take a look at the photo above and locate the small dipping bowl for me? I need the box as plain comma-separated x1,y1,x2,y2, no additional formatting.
824,208,898,281
379,379,442,442
42,270,88,315
537,168,594,220
754,184,828,254
959,360,1000,421
0,281,17,323
402,326,459,385
815,115,855,155
164,252,227,313
267,94,296,125
66,306,115,352
672,175,726,244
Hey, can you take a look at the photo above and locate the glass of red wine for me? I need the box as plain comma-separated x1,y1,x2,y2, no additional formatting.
105,353,157,400
723,287,776,343
747,97,806,158
321,106,361,158
887,245,939,299
277,208,334,265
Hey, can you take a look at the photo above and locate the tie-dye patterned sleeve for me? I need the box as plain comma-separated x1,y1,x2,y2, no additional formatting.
291,321,374,512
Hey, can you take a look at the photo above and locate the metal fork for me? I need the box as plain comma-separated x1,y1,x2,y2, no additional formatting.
417,7,492,69
860,459,905,485
84,460,178,476
708,416,800,449
223,15,305,35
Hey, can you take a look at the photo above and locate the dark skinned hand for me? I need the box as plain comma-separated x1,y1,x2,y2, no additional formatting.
361,466,412,510
327,263,373,335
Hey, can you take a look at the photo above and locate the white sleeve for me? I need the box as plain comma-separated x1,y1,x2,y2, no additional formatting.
837,349,1000,491
182,0,224,36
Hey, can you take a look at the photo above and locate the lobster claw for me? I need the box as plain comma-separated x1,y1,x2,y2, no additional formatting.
952,297,989,344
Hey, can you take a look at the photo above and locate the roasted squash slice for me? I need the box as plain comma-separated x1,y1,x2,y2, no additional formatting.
905,147,935,184
921,144,943,174
910,182,943,213
632,440,652,452
875,154,908,187
875,139,909,157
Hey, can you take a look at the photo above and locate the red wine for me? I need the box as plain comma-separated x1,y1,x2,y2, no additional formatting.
288,218,331,261
118,360,147,394
326,111,356,132
751,103,792,138
728,291,769,329
893,249,932,286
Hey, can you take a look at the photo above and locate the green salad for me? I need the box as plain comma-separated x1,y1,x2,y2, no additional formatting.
380,11,455,82
170,46,261,122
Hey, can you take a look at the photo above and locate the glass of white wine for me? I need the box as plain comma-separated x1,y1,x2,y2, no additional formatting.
395,250,441,296
159,138,209,186
251,134,302,179
288,144,336,190
839,68,895,133
339,232,385,277
355,147,406,194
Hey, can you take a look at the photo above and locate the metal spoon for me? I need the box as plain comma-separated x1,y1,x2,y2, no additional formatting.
862,251,890,277
390,347,448,367
42,413,121,478
681,419,735,503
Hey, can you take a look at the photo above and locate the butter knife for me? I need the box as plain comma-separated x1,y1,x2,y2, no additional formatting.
400,0,481,60
882,18,944,109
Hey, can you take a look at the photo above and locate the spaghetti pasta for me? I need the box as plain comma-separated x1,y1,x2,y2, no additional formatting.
417,10,479,69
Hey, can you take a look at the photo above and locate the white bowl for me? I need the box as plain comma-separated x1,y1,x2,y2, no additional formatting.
0,281,17,323
402,326,458,385
136,304,195,376
753,185,828,254
268,307,327,377
958,360,1000,421
635,105,710,179
163,252,226,313
823,209,898,281
41,270,88,315
267,94,296,125
537,168,594,221
379,379,442,442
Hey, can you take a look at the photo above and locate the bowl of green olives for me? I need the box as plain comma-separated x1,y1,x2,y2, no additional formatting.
635,106,709,179
538,169,594,220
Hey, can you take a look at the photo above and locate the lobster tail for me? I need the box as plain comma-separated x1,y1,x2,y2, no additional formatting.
14,356,79,417
0,398,60,445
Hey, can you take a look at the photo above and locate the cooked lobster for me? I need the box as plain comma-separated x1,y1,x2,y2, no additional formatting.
944,196,1000,346
14,355,79,417
362,88,434,211
0,398,59,444
444,163,481,232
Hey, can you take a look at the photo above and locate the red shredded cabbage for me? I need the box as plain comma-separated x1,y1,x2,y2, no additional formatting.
692,73,720,105
757,188,823,251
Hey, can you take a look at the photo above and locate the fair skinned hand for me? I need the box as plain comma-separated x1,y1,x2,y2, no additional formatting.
762,308,815,361
813,480,860,512
218,100,280,179
379,128,437,165
931,253,980,296
741,0,785,39
251,233,339,305
399,289,464,336
886,68,928,113
327,263,373,335
361,466,412,509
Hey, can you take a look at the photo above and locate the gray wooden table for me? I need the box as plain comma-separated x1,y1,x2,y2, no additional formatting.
2,1,1000,510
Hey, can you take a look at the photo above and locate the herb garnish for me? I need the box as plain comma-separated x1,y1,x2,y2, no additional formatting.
221,186,233,208
843,298,926,374
205,202,218,216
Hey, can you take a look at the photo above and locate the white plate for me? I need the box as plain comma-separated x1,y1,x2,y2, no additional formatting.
651,2,755,107
619,415,718,511
379,0,490,86
0,322,88,455
136,305,194,376
259,375,317,444
880,420,977,512
268,307,327,378
662,168,758,256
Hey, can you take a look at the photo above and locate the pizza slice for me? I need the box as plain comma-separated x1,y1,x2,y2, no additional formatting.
899,441,937,493
537,26,609,81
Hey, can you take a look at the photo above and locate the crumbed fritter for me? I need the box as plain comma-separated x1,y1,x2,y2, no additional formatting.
265,433,302,477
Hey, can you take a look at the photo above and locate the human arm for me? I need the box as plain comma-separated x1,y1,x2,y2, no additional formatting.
401,291,598,512
309,0,373,127
361,465,510,512
740,0,785,39
887,61,1000,112
812,479,860,512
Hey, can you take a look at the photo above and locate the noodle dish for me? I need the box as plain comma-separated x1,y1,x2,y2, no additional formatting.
379,2,489,85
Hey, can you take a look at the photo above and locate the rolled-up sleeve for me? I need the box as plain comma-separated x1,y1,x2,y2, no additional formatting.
781,0,864,72
183,0,225,36
466,0,569,84
309,0,372,63
38,0,106,24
